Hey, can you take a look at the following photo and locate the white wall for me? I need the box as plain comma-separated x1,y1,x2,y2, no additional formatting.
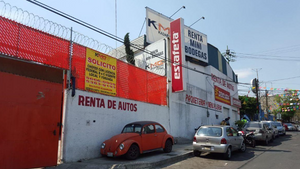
63,90,169,162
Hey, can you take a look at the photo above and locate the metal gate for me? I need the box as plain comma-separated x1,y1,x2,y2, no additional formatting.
0,60,63,169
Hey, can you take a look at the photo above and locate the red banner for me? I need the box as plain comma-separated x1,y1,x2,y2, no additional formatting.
170,18,184,92
214,85,231,105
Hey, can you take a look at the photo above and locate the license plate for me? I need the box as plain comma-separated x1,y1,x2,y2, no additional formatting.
202,147,211,150
107,152,113,157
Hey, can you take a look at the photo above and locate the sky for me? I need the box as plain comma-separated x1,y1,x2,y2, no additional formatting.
2,0,300,97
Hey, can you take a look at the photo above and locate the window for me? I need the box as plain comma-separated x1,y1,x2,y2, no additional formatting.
226,127,233,136
143,125,155,134
230,127,238,136
245,122,262,128
122,124,142,133
155,124,165,133
197,127,222,137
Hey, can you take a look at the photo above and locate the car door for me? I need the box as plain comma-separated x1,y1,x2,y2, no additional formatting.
141,124,157,151
154,124,165,148
229,127,241,151
225,127,236,150
263,124,272,140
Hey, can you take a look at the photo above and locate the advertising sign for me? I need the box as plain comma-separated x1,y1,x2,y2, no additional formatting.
184,26,208,63
146,7,172,43
232,97,242,108
170,18,185,92
146,7,208,64
85,48,117,96
135,39,167,76
214,85,231,105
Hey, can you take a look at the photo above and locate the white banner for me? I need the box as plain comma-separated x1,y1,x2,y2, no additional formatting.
135,38,167,76
146,7,172,44
184,26,208,63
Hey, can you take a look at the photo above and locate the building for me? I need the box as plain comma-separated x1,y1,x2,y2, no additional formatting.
0,4,241,169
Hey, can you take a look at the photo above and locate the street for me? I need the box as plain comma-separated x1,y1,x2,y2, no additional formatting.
159,131,300,169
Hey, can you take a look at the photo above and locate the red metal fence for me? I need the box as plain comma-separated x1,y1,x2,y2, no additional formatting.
0,16,167,105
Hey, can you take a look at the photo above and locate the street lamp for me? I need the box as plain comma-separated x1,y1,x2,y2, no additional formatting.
189,16,205,27
170,6,185,18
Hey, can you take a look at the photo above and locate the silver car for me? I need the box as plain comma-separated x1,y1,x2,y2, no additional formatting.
272,121,286,135
262,121,278,139
244,121,273,145
193,125,246,160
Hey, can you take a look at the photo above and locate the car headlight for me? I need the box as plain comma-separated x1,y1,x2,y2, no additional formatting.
101,143,106,149
119,143,124,150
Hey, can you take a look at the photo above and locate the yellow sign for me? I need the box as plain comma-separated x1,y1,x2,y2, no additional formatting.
85,48,117,96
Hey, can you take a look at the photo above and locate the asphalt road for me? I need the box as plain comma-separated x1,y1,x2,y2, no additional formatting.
159,131,300,169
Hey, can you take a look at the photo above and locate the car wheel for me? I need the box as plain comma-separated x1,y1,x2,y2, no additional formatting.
283,132,286,136
271,135,274,142
193,150,201,156
265,138,269,145
163,140,173,153
223,147,231,160
240,142,246,152
251,140,256,148
125,144,140,160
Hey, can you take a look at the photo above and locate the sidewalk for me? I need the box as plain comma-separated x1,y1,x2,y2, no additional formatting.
47,143,193,169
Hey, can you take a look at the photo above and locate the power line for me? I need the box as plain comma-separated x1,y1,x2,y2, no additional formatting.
235,52,300,59
26,0,242,85
263,76,300,83
236,55,300,61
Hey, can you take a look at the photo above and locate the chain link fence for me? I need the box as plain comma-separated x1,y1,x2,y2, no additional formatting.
0,0,167,105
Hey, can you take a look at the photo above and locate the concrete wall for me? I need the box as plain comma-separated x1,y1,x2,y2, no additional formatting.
167,61,240,141
62,90,169,162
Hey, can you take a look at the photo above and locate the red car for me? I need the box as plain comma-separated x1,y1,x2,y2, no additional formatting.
100,121,174,160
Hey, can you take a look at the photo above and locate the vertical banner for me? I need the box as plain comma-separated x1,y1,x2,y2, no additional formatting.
170,18,185,92
85,48,117,96
214,85,231,105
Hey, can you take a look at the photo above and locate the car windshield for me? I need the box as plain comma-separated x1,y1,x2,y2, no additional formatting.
262,122,271,127
245,122,262,128
122,124,142,133
273,122,282,127
197,127,222,137
286,123,293,126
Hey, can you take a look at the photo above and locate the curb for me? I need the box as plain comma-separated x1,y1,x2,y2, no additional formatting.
124,152,193,169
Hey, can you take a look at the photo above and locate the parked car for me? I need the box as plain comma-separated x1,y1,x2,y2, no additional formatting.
193,125,246,160
262,121,278,139
243,121,273,145
100,121,174,160
284,123,296,131
272,121,286,136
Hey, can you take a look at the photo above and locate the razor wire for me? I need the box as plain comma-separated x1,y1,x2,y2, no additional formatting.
0,0,126,57
0,0,166,76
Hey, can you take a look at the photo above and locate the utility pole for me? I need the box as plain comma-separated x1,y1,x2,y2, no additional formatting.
255,79,260,121
266,90,268,116
252,68,261,121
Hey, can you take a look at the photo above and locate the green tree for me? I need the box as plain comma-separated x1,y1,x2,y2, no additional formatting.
274,91,298,122
124,33,135,66
239,96,257,120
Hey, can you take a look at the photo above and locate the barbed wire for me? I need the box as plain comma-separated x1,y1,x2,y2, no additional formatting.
0,0,126,57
